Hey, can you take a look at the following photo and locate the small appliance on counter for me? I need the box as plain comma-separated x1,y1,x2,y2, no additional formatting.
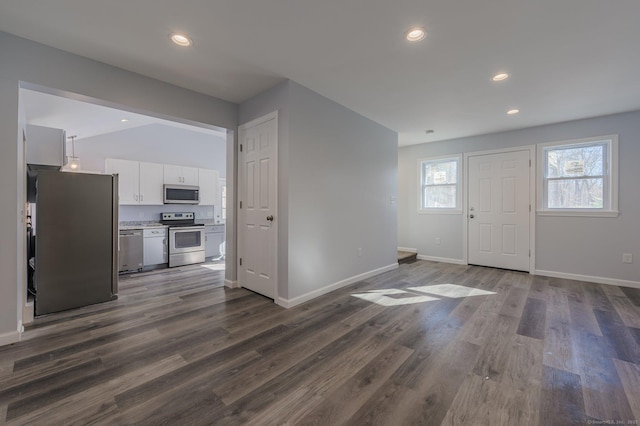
161,212,205,267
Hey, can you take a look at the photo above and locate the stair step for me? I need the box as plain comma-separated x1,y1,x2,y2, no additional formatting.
397,251,417,264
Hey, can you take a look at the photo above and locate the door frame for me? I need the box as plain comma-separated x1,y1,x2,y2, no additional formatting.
237,110,278,300
463,145,536,273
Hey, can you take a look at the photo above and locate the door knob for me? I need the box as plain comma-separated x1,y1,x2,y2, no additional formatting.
469,214,475,219
266,215,274,221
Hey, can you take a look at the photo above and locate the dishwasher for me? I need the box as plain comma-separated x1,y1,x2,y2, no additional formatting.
119,229,143,273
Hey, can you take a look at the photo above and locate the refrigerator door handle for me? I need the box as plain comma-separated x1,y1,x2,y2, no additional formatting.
112,174,119,296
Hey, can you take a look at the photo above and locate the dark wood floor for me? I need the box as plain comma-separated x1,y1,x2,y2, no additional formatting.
1,260,639,425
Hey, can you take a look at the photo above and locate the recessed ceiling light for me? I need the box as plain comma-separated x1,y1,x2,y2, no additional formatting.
492,73,509,82
405,27,426,42
507,109,520,115
425,129,435,134
170,33,192,47
121,118,129,123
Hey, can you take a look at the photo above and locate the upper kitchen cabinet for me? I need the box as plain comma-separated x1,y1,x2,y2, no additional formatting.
164,165,198,186
105,159,163,205
198,168,219,205
26,124,66,168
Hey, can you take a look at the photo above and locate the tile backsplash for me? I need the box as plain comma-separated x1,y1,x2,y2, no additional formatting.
119,205,219,222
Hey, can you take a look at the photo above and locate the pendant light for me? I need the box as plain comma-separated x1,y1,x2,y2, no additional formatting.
67,135,80,171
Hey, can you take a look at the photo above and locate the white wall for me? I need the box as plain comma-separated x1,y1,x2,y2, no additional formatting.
75,123,226,222
75,123,227,174
0,31,238,344
398,110,640,285
240,81,398,302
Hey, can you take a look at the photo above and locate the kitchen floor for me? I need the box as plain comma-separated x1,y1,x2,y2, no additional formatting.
0,260,639,424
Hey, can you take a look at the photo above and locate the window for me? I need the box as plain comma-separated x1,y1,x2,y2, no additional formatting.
219,178,227,221
537,135,618,217
418,155,461,213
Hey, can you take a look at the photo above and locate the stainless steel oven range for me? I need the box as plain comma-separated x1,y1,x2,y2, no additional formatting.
161,212,205,267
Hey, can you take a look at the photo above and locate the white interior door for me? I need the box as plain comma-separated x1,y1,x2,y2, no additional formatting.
468,150,530,271
238,112,277,299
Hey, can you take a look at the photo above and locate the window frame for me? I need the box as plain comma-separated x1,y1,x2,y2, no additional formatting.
417,154,463,214
536,135,619,217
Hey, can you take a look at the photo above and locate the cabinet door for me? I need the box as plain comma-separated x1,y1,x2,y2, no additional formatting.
163,164,182,185
106,159,139,204
205,232,225,258
139,162,164,205
198,169,218,205
143,235,167,266
182,166,199,186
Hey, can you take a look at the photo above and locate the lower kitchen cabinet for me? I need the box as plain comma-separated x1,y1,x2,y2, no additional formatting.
205,224,225,258
143,228,168,266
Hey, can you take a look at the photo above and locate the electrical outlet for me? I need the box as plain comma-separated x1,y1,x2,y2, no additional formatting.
139,211,144,218
622,253,633,264
357,247,362,257
435,237,441,246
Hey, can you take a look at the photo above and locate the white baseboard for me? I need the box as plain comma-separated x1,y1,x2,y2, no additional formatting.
277,263,399,309
397,247,418,253
417,255,466,265
0,330,20,347
224,279,239,288
534,269,640,289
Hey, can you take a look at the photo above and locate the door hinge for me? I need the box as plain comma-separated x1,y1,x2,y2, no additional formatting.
529,249,531,257
529,159,531,167
529,204,531,212
240,144,243,152
239,258,242,266
240,201,242,209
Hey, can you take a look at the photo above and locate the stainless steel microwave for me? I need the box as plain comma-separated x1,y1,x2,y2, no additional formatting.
163,184,200,204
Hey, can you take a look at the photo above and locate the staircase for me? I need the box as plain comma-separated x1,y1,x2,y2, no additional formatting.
397,250,417,264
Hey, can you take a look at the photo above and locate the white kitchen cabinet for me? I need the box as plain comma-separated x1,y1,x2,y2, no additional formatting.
106,158,139,204
143,228,168,266
205,224,225,258
164,165,199,186
139,162,164,205
106,159,164,205
198,168,219,205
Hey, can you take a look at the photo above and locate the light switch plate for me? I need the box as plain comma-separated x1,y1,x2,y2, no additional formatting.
623,253,633,264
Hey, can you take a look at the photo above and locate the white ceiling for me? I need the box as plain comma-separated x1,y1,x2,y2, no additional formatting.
2,0,640,146
20,89,227,141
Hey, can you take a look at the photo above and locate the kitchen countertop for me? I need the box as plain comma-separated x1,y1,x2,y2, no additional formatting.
119,221,166,230
119,220,225,230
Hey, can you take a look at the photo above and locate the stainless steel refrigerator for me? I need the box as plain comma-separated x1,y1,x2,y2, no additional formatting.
33,170,118,316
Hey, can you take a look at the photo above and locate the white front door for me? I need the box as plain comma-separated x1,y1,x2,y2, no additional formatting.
238,112,278,299
468,150,530,271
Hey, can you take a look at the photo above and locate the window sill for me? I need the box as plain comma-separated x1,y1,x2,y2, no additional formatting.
536,210,619,218
418,209,463,215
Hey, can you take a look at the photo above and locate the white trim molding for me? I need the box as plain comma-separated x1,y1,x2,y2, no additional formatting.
0,330,21,347
535,269,640,289
224,279,239,288
536,134,619,217
277,263,399,309
397,247,418,253
417,255,467,265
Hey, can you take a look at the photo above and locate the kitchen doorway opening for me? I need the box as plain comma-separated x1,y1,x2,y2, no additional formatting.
18,82,233,325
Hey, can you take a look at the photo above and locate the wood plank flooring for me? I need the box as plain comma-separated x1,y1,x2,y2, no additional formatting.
1,260,639,425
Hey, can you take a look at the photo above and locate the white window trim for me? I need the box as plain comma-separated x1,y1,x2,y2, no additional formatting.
536,135,619,217
417,154,463,214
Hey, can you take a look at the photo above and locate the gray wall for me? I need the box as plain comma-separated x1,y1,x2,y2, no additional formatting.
240,81,398,301
0,31,238,341
76,123,226,223
398,110,640,283
75,123,227,175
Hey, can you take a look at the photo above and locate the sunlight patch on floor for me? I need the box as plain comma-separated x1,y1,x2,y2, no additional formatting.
200,263,226,271
351,284,495,306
